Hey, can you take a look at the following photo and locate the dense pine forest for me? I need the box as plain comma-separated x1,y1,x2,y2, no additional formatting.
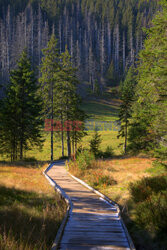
0,0,158,89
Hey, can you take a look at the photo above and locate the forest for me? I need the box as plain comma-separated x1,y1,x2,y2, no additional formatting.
0,0,158,89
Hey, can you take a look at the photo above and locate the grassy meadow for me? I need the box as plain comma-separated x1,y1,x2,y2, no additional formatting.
25,98,123,161
0,162,67,249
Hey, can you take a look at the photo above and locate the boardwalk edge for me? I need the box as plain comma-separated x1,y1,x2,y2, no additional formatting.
43,161,73,250
68,171,136,250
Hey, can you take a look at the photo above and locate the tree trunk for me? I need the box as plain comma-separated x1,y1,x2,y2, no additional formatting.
124,120,128,154
67,131,71,158
20,140,23,160
51,82,54,161
61,114,64,157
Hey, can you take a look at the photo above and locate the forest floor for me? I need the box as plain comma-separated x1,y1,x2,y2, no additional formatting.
0,162,67,249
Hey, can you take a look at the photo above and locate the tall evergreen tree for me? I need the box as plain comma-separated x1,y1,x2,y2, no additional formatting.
129,0,167,153
54,47,86,157
0,49,43,161
39,34,60,161
118,66,136,154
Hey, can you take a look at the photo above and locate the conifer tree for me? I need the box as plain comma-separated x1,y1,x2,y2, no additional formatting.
39,34,60,161
0,49,43,161
129,0,167,153
54,47,86,157
89,130,102,157
118,66,136,154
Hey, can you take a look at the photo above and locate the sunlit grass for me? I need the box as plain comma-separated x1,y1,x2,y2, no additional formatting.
0,163,67,249
68,157,153,206
0,98,122,162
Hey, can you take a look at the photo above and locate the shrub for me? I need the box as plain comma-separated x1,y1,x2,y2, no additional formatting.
23,157,37,162
129,176,167,203
76,150,95,170
89,131,102,157
135,191,167,233
102,146,114,158
129,175,167,246
91,170,116,188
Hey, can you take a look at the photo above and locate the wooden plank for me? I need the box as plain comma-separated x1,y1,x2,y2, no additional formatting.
62,232,126,237
66,221,122,227
59,244,130,250
61,238,129,246
64,227,124,232
47,163,132,250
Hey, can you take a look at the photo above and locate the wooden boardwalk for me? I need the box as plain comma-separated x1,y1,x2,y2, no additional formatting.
48,162,133,250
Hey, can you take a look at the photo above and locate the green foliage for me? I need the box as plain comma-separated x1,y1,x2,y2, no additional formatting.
129,176,167,203
118,66,136,153
54,46,87,157
102,146,114,158
146,160,167,176
94,80,101,96
39,34,60,117
129,1,167,154
89,130,102,157
106,61,119,86
75,150,95,170
0,49,43,161
92,173,116,188
135,192,167,236
129,176,167,247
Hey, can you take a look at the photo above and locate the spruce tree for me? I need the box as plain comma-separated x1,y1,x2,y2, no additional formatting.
0,49,43,161
54,47,86,157
89,130,102,157
118,66,136,154
129,0,167,153
39,34,60,161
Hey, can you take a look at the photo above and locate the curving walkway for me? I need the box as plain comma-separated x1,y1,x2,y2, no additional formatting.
47,162,134,250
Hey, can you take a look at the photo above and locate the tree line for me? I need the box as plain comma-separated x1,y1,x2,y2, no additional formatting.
0,34,86,161
0,0,158,89
118,0,167,159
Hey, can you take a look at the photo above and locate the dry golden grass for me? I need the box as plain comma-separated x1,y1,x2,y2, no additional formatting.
0,163,54,194
0,163,67,249
101,157,153,205
69,157,153,206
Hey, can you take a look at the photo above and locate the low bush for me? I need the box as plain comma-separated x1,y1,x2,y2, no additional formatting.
90,170,117,188
129,176,167,203
102,146,114,158
129,175,167,247
75,150,95,171
89,131,102,157
135,191,167,231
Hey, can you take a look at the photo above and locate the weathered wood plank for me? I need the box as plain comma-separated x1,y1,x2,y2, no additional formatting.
60,238,129,246
47,163,132,250
59,244,129,250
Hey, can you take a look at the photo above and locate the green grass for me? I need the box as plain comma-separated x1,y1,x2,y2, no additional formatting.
81,99,119,121
22,130,123,162
0,98,122,162
145,160,167,176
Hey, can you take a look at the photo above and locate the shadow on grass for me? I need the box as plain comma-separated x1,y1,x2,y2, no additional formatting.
0,185,66,249
0,160,50,169
81,100,119,120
